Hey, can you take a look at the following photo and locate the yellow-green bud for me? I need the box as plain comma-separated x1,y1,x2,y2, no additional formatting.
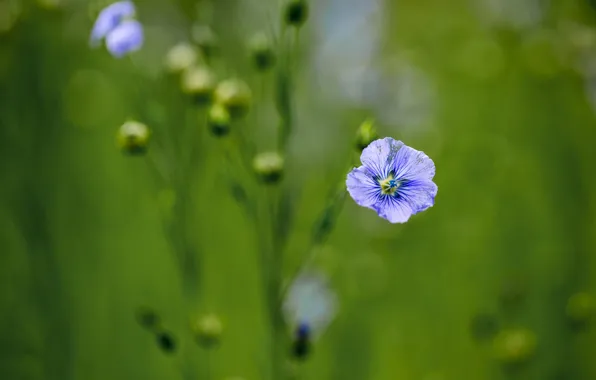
191,314,223,348
253,152,284,184
355,118,378,151
164,42,198,74
191,25,218,60
214,79,252,118
181,66,217,105
117,121,150,155
248,32,276,72
207,103,231,137
566,292,595,326
284,0,309,27
492,329,536,365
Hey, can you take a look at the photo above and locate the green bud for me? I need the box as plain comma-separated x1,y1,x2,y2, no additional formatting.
248,32,276,72
135,306,161,331
355,118,378,151
284,0,309,27
191,25,218,60
214,79,252,118
164,42,198,74
253,152,284,184
207,103,231,137
155,329,177,354
566,292,595,327
492,329,536,365
117,121,150,155
191,313,223,348
181,66,217,105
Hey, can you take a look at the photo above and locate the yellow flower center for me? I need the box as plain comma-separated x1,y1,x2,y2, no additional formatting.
379,176,400,195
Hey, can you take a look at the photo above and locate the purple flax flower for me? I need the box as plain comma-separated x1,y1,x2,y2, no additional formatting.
105,20,144,57
346,137,437,223
90,1,143,57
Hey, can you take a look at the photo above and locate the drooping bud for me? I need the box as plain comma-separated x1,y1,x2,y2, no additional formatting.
248,32,276,72
207,103,231,137
214,79,252,118
283,0,309,27
164,42,198,74
191,313,223,348
252,151,284,184
566,292,595,328
191,24,218,60
492,328,536,365
181,65,217,105
117,120,150,155
354,118,378,151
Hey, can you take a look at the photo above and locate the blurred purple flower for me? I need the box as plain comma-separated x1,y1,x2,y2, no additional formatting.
106,20,144,57
346,137,437,223
90,1,143,57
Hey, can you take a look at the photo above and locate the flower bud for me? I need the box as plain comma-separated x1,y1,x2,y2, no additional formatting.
191,313,223,348
354,118,377,151
164,42,198,74
214,79,252,118
181,66,217,105
248,32,276,72
155,329,177,354
135,306,160,331
117,120,150,155
283,0,309,27
253,152,284,184
492,328,536,365
566,292,595,327
207,103,231,137
191,24,218,60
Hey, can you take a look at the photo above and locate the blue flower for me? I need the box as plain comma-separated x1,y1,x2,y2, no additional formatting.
282,271,337,339
346,137,437,223
89,1,143,57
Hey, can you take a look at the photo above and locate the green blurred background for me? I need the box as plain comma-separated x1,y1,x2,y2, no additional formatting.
1,0,596,379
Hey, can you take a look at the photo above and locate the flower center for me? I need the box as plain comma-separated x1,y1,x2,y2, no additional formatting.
379,176,400,195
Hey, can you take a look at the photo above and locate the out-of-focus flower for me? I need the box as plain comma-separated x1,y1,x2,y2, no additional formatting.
346,137,437,224
89,1,143,57
191,25,218,59
105,20,144,58
283,271,338,341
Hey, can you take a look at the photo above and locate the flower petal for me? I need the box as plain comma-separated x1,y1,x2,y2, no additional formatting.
391,142,436,182
397,179,438,213
346,166,380,208
90,1,136,46
375,196,414,224
359,137,404,179
105,20,144,58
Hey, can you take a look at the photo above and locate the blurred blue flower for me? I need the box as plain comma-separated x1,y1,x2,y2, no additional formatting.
283,271,337,338
105,20,144,57
90,1,143,57
346,137,437,224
